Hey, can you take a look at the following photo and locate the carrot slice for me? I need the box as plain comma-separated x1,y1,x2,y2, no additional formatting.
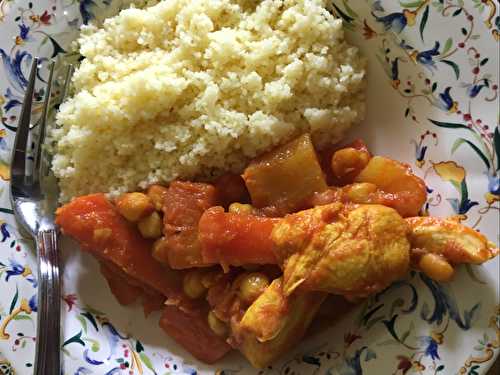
163,181,217,269
199,207,279,267
159,305,232,364
56,193,186,305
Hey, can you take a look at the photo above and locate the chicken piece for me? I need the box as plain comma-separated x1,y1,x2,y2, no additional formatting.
162,181,217,269
242,133,327,213
354,156,427,217
271,204,411,298
406,216,499,264
232,278,326,369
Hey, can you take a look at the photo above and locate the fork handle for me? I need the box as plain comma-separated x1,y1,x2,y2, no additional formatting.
34,229,61,375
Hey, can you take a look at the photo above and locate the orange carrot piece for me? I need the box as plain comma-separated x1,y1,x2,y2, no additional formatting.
159,305,232,364
199,207,279,267
56,193,185,305
163,181,217,269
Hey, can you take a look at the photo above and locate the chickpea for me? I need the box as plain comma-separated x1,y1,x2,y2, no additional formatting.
419,253,454,282
238,272,270,305
152,236,169,264
183,270,207,299
147,185,169,211
228,203,254,215
207,310,228,337
346,183,378,203
201,269,222,289
138,211,163,239
331,147,370,180
116,192,154,222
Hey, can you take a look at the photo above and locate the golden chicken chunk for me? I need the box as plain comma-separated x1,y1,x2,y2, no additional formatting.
232,278,325,368
271,204,411,298
406,217,499,264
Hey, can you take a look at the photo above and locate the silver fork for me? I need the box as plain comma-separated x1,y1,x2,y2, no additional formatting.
10,58,72,375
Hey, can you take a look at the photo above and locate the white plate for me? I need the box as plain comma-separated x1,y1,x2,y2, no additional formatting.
0,1,498,374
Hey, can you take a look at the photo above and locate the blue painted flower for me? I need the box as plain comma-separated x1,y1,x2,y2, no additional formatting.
411,139,428,168
418,334,441,360
1,222,10,242
436,87,458,113
3,88,22,112
5,258,32,282
390,57,400,89
0,49,32,94
74,367,92,375
18,24,30,40
29,294,37,312
371,9,417,34
80,0,111,25
410,41,441,71
487,173,500,195
464,78,490,98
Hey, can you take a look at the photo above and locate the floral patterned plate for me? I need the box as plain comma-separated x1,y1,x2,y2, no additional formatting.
0,1,499,374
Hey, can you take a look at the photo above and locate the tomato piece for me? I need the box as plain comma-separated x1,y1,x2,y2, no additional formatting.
355,156,427,217
215,173,250,208
162,181,217,269
159,305,232,364
199,207,279,268
55,194,185,304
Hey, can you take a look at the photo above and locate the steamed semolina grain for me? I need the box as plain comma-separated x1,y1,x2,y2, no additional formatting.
52,0,366,201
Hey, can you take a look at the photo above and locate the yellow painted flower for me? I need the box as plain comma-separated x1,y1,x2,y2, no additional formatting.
0,95,5,106
433,161,465,184
0,161,10,181
485,192,499,205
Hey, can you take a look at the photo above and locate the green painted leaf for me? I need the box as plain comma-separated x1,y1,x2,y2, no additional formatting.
366,315,385,329
135,340,145,353
452,8,462,16
429,119,470,130
9,286,19,314
48,36,66,58
400,0,424,8
331,2,355,23
494,127,500,171
480,58,489,66
442,37,453,55
77,315,88,334
436,365,445,372
440,59,460,79
140,353,155,372
431,82,437,92
63,330,85,347
420,5,430,41
451,138,490,170
13,314,32,321
473,344,484,351
80,311,98,332
84,338,101,352
342,0,358,18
